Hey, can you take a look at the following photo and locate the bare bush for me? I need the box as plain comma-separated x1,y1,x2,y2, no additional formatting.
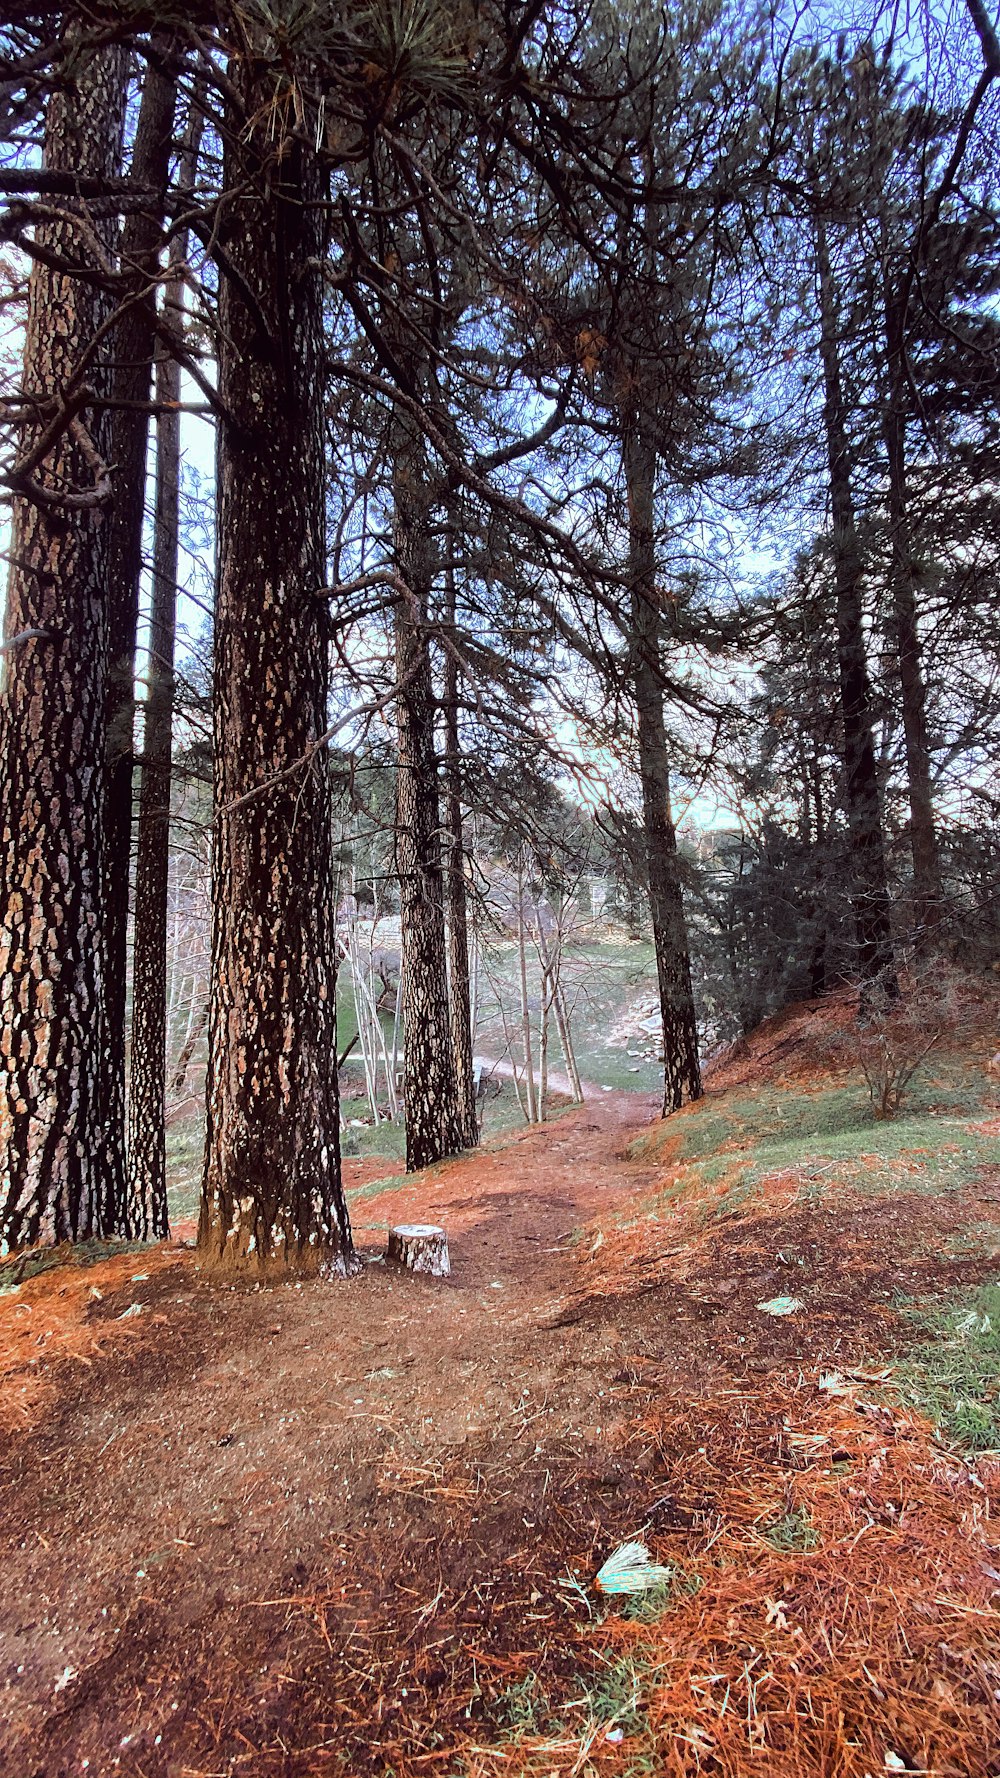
840,967,982,1119
857,1024,940,1120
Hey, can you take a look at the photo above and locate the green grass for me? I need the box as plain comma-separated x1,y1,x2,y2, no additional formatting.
624,1066,999,1235
669,1066,995,1165
618,1581,675,1623
475,938,662,1096
0,1237,146,1289
491,1673,556,1737
165,1106,204,1221
489,1652,653,1745
579,1653,648,1732
895,1281,1000,1451
761,1505,819,1552
339,1094,407,1161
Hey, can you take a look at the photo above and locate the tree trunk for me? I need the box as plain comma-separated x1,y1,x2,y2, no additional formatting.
127,93,202,1240
539,962,550,1118
881,263,943,945
535,918,583,1101
393,409,465,1171
623,422,702,1115
441,543,480,1148
170,998,208,1096
103,45,180,1236
198,59,353,1279
516,853,539,1123
386,1223,451,1276
0,37,127,1253
815,218,896,1000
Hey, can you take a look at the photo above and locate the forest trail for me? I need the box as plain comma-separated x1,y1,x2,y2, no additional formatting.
0,1090,658,1775
2,1056,999,1777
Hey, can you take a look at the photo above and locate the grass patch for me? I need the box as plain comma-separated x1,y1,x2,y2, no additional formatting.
618,1581,674,1623
165,1104,204,1222
761,1505,819,1552
895,1280,1000,1451
346,1169,409,1207
0,1238,146,1289
623,1069,998,1238
486,1651,658,1759
578,1652,649,1733
340,1097,407,1161
491,1673,557,1738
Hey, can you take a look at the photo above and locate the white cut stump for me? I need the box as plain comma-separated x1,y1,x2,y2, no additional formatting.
386,1224,451,1277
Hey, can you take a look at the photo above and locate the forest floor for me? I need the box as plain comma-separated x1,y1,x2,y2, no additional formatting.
2,988,1000,1778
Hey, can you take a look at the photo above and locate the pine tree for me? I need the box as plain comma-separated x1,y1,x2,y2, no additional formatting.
392,396,467,1170
128,94,203,1240
814,211,896,1001
0,31,127,1251
103,41,179,1233
198,39,353,1277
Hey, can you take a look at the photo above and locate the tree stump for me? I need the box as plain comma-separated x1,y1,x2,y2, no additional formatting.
386,1224,451,1277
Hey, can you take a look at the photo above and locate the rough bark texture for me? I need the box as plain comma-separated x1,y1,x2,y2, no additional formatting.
516,853,539,1123
441,552,480,1149
127,97,203,1237
816,220,896,998
104,47,179,1235
198,60,352,1278
171,997,208,1096
127,313,181,1240
881,271,943,944
386,1223,450,1276
128,98,202,1241
623,423,703,1116
393,410,466,1172
0,40,126,1253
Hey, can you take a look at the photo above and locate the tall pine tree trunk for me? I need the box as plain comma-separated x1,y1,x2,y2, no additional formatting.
623,421,702,1115
815,219,896,999
881,269,943,945
442,545,479,1148
516,853,539,1123
0,37,126,1251
393,409,465,1170
198,55,353,1278
104,45,179,1235
128,98,202,1240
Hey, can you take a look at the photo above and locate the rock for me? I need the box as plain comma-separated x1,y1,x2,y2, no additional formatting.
386,1224,451,1277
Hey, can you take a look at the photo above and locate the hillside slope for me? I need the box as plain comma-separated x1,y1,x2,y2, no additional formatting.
0,983,998,1776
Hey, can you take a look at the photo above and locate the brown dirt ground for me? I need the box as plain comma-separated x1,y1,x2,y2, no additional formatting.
1,1085,999,1778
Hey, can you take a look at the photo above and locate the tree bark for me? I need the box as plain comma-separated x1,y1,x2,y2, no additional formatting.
198,55,353,1278
815,218,896,1000
170,997,208,1096
880,261,943,945
441,543,480,1148
535,917,583,1101
516,852,539,1123
103,45,180,1235
0,37,127,1253
623,421,702,1115
393,408,466,1171
386,1223,451,1276
127,94,202,1240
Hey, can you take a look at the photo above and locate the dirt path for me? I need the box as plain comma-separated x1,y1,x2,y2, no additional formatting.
3,1086,999,1778
0,1091,663,1777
